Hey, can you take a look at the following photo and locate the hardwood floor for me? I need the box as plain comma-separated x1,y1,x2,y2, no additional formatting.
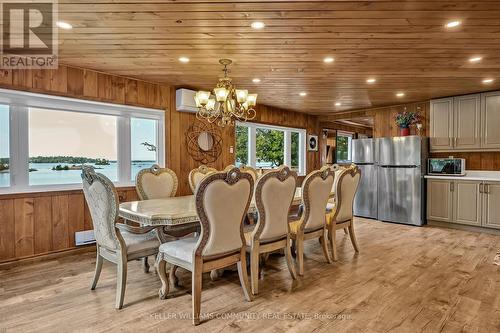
1,218,499,332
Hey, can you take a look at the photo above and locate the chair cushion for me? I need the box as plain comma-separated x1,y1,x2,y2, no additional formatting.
121,230,160,255
158,236,198,264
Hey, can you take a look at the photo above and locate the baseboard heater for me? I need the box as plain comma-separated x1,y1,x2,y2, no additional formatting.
75,230,96,246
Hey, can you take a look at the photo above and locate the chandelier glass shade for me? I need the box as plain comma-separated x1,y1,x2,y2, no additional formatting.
194,59,257,127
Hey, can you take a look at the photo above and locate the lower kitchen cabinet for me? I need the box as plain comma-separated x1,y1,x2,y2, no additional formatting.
453,181,482,226
482,182,500,229
427,179,500,230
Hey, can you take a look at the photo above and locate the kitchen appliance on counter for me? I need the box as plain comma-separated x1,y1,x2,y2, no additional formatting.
428,158,466,176
352,138,378,219
377,136,428,226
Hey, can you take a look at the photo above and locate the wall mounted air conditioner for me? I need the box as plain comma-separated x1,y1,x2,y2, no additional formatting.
176,88,198,113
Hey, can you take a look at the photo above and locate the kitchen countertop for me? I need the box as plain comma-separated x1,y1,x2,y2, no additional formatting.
425,170,500,182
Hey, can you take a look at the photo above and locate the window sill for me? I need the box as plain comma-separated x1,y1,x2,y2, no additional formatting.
0,182,136,198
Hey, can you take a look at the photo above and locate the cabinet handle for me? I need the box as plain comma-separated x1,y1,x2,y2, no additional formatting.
485,184,490,194
450,182,454,192
454,137,457,147
479,183,484,193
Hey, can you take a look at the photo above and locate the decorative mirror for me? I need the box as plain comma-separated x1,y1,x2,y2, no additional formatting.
197,131,214,151
186,122,222,164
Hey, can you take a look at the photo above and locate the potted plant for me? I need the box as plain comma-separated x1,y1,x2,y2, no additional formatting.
395,110,420,136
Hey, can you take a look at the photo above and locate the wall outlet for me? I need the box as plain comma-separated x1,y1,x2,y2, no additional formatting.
230,146,234,154
75,230,96,246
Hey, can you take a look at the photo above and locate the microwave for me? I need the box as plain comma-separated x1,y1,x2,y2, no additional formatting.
428,158,466,176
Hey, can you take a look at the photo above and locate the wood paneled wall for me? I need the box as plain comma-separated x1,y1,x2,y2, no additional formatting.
0,70,321,264
319,100,500,171
320,101,430,138
169,88,321,195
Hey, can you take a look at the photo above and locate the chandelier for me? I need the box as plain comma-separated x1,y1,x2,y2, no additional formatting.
194,59,257,127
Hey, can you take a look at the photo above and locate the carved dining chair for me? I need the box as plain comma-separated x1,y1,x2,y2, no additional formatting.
245,166,297,295
156,167,253,325
240,165,260,183
188,165,217,194
135,164,197,269
289,167,334,275
328,164,348,234
81,166,160,309
325,165,361,261
136,164,178,200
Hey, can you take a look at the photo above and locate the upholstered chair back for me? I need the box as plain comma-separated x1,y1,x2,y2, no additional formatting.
136,164,178,200
240,165,259,183
253,166,297,242
334,166,361,223
331,164,347,194
195,168,253,259
81,166,120,251
302,167,335,231
188,165,217,194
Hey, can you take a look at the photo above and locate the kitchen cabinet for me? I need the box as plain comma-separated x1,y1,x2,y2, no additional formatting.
427,179,500,230
430,97,454,150
452,180,481,226
482,182,500,229
481,91,500,149
454,94,481,149
430,94,481,151
427,179,453,222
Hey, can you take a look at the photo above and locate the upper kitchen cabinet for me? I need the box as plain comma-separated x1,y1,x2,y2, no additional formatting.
454,94,481,149
430,91,499,152
481,91,500,149
430,97,454,150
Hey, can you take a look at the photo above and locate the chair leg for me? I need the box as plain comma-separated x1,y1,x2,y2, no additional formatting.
344,227,348,235
285,237,297,280
115,254,127,309
237,250,253,302
328,226,338,261
320,228,332,264
192,261,203,326
157,260,169,300
169,264,179,288
91,251,103,290
290,238,297,258
348,221,360,253
142,257,150,273
296,235,305,276
250,243,260,295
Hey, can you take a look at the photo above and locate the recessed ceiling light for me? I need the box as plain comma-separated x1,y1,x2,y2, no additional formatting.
323,57,334,63
396,92,405,97
366,78,376,84
252,78,261,83
299,92,307,97
251,21,265,29
483,78,494,84
335,102,342,106
469,56,482,63
56,21,72,30
178,57,190,63
445,20,461,28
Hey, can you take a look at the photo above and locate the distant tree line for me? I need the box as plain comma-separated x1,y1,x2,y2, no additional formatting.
29,156,111,165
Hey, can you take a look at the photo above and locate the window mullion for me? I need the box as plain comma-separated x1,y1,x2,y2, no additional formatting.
299,131,306,175
284,130,291,167
10,106,29,190
118,116,131,184
248,126,256,168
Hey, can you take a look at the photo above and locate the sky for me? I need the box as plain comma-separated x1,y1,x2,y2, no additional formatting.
0,106,157,161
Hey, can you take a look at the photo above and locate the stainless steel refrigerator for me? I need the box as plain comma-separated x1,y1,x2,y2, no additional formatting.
377,136,428,226
352,138,378,219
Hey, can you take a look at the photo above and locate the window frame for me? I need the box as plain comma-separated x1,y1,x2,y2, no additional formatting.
335,130,353,163
0,88,165,194
235,121,307,176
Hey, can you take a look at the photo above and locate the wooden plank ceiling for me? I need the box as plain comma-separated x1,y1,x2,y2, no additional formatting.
56,0,500,115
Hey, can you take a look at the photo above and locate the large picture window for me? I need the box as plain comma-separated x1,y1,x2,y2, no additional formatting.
235,122,306,175
0,89,165,193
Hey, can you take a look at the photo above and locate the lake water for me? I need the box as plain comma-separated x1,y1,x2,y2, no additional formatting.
0,161,156,187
